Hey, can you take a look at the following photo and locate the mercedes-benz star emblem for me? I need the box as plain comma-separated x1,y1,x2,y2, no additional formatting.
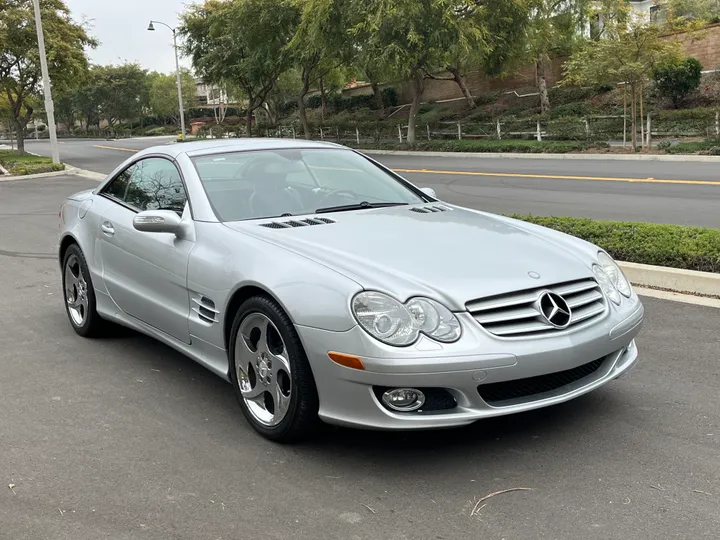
528,271,541,280
537,292,572,329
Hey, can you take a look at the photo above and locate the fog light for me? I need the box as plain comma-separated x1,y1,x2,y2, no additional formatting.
381,388,425,412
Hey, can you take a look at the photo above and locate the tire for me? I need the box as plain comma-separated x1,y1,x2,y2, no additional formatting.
61,244,107,338
228,296,319,443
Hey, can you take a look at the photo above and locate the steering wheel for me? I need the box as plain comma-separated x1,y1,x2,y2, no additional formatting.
316,189,357,207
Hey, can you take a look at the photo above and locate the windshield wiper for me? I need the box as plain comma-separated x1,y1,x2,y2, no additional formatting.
315,201,408,214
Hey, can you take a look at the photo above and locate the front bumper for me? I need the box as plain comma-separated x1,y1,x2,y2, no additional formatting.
298,297,644,430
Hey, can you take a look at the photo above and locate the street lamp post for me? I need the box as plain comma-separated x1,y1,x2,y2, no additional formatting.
32,0,60,163
148,20,186,140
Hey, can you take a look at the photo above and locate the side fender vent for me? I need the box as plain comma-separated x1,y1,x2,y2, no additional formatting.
192,295,219,324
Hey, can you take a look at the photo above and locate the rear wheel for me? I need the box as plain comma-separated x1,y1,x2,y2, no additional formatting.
62,244,106,338
229,296,319,442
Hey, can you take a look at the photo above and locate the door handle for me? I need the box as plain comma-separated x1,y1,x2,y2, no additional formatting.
101,221,115,236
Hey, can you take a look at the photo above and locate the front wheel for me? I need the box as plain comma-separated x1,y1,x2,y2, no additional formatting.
229,296,319,443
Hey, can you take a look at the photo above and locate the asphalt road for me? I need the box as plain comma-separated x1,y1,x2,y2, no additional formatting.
17,137,720,228
1,174,719,540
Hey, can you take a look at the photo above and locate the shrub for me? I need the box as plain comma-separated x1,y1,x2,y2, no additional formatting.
8,163,65,175
511,216,720,274
381,87,398,107
307,94,322,109
547,102,594,119
144,126,172,136
662,140,720,154
653,56,703,108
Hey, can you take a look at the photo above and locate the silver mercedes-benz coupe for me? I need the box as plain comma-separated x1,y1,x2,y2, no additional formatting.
58,139,644,442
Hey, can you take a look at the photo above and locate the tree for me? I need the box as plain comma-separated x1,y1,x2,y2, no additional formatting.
424,0,530,110
0,0,95,152
288,0,355,139
523,0,593,114
54,88,80,132
93,63,149,128
148,69,197,127
662,0,720,28
653,56,703,107
564,18,683,149
262,68,303,126
353,51,392,117
350,0,468,143
180,0,298,137
74,68,104,132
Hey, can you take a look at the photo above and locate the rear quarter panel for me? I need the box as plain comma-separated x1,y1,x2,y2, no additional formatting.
60,193,115,295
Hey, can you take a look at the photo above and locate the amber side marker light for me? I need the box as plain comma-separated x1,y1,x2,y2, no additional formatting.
328,352,365,370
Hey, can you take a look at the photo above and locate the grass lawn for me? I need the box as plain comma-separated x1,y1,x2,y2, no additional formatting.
0,150,65,176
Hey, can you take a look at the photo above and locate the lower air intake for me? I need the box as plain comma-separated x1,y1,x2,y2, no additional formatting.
477,357,606,405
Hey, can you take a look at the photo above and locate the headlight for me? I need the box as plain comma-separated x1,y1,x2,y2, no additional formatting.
352,292,461,346
592,265,621,305
597,251,632,297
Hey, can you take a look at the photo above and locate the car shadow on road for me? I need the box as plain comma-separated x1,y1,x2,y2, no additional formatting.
97,320,628,465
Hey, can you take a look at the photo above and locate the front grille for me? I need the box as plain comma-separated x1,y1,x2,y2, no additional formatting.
466,278,606,338
477,357,606,405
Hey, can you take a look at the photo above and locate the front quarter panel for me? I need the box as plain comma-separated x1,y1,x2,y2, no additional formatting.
187,222,363,351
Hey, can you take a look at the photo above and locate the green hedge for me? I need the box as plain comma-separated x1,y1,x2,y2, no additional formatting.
352,139,608,153
660,140,720,154
512,215,720,274
0,150,65,176
6,163,65,175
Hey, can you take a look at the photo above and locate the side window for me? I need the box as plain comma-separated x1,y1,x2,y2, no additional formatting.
125,158,188,214
103,165,136,201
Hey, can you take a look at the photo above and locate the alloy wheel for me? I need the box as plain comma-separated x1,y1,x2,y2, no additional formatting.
234,313,293,427
64,253,89,327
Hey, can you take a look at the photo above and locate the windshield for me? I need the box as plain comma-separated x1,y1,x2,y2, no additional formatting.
191,148,427,222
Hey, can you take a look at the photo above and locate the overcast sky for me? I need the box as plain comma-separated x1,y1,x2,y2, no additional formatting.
65,0,192,74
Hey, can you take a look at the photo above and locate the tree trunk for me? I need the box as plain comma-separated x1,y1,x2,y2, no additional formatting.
407,68,424,144
297,95,311,139
12,118,25,153
319,77,327,123
297,73,312,139
447,66,475,109
537,59,551,114
245,108,253,138
631,83,637,150
371,82,385,118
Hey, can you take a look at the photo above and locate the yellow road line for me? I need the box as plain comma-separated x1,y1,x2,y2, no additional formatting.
93,145,139,153
392,168,720,186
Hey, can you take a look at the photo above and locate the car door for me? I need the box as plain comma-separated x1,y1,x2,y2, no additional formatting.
98,156,194,343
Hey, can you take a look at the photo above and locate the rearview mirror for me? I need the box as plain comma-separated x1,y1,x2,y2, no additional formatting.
420,187,437,199
133,210,182,234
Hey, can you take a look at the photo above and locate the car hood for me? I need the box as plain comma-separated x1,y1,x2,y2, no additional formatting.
227,206,597,310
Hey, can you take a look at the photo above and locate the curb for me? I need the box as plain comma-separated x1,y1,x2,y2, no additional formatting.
66,166,107,181
619,261,720,297
0,167,69,182
360,149,720,162
0,166,106,182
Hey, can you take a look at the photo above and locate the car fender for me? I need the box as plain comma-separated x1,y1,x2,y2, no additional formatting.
187,222,363,352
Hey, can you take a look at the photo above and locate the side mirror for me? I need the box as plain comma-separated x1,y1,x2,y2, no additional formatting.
133,210,183,234
420,187,437,199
